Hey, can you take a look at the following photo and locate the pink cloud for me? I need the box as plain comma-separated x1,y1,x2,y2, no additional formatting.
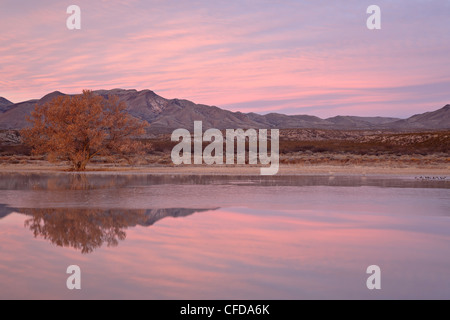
0,1,449,117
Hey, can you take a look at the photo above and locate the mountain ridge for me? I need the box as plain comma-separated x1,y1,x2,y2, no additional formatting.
0,89,448,131
0,205,215,228
0,97,14,113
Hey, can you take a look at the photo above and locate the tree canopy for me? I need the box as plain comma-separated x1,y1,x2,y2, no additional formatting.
21,90,147,170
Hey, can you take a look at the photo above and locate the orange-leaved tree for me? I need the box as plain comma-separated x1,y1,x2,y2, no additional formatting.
21,90,148,171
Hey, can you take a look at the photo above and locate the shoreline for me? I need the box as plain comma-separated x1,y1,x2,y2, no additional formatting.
0,162,448,176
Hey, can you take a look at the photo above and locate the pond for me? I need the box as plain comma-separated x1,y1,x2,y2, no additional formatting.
0,173,449,299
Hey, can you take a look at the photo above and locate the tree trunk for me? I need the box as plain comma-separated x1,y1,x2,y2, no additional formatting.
72,159,89,171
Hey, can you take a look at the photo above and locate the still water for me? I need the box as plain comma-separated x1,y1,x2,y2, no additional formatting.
0,173,449,299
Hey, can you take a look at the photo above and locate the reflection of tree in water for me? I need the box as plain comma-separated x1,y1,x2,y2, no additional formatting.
6,171,217,254
40,174,118,191
23,208,146,254
21,207,214,254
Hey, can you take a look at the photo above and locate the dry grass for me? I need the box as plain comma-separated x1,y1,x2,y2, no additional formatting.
1,129,448,170
279,130,449,155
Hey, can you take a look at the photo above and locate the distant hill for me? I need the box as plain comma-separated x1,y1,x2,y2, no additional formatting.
0,98,39,129
0,97,14,113
326,116,402,128
388,105,450,130
0,89,448,131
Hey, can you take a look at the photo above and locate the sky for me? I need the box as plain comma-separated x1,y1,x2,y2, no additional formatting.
0,0,449,118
